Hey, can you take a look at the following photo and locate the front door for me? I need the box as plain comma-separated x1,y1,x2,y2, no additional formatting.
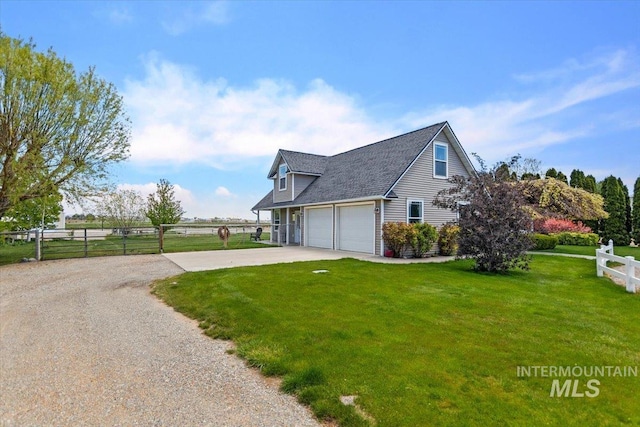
294,211,301,243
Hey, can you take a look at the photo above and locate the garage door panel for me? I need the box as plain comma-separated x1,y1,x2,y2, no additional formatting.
338,204,374,253
306,207,333,249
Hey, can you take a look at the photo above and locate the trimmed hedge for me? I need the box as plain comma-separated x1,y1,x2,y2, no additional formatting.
552,232,599,246
532,233,558,250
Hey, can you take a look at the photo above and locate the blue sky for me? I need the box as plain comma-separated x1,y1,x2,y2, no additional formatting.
2,1,639,219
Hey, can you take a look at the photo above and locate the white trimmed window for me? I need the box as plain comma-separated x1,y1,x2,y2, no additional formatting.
434,143,448,178
456,201,470,221
278,164,287,190
407,199,424,223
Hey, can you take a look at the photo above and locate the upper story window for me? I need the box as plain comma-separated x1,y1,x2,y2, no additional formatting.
407,199,423,223
278,164,288,190
434,143,448,178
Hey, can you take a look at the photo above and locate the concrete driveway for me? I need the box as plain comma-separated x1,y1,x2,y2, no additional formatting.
162,246,454,272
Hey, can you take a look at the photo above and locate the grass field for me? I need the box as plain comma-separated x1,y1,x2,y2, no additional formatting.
537,244,640,258
152,256,640,426
0,232,273,266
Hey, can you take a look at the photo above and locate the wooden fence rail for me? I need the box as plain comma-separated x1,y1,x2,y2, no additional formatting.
596,240,639,293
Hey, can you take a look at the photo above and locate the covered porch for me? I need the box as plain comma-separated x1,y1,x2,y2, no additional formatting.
254,207,302,246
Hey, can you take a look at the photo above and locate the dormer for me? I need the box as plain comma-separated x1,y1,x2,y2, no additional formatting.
268,149,327,203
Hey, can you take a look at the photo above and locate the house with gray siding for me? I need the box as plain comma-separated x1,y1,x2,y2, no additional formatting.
251,122,475,256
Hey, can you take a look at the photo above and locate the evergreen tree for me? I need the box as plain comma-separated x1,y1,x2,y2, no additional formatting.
584,175,597,193
545,168,558,179
632,177,640,243
618,178,632,234
582,173,599,231
600,176,630,246
521,172,540,180
570,169,586,189
556,171,568,185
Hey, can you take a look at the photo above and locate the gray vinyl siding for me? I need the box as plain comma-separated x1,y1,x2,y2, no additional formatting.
273,161,293,203
293,174,316,199
384,131,470,228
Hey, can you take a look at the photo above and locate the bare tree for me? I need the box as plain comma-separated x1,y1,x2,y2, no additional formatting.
95,189,146,232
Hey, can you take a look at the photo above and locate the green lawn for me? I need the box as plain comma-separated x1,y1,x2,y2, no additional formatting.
152,256,640,426
162,232,272,253
538,244,640,258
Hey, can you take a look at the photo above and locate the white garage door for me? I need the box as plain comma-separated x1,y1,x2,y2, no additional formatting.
337,204,375,253
306,207,333,249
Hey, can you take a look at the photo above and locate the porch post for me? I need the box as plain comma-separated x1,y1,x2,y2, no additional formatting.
285,207,291,245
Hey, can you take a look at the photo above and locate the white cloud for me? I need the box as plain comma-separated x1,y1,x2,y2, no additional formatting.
161,1,230,35
117,182,195,208
402,49,640,163
114,183,256,219
108,6,133,24
123,48,640,172
215,186,233,197
123,54,395,167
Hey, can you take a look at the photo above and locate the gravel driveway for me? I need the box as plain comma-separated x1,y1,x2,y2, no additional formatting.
0,255,319,426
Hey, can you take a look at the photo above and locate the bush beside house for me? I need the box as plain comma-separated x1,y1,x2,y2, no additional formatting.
437,223,459,256
382,222,438,258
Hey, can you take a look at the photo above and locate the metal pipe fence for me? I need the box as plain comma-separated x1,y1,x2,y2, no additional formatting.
1,223,271,265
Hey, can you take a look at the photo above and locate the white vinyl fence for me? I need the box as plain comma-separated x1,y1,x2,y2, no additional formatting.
596,240,639,293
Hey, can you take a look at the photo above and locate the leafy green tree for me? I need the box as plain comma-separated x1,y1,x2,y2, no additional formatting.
600,176,630,246
434,156,533,272
0,34,130,218
0,192,62,231
146,179,185,231
632,177,640,243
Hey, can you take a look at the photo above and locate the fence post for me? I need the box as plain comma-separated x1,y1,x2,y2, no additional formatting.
596,249,603,277
84,228,88,257
159,225,164,253
35,228,41,261
625,256,636,293
609,240,614,255
123,230,127,255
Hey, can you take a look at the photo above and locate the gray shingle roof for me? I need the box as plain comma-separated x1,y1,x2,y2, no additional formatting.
280,150,327,175
253,122,448,211
267,150,327,178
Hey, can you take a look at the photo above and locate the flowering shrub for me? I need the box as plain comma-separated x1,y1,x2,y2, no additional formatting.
534,218,592,234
